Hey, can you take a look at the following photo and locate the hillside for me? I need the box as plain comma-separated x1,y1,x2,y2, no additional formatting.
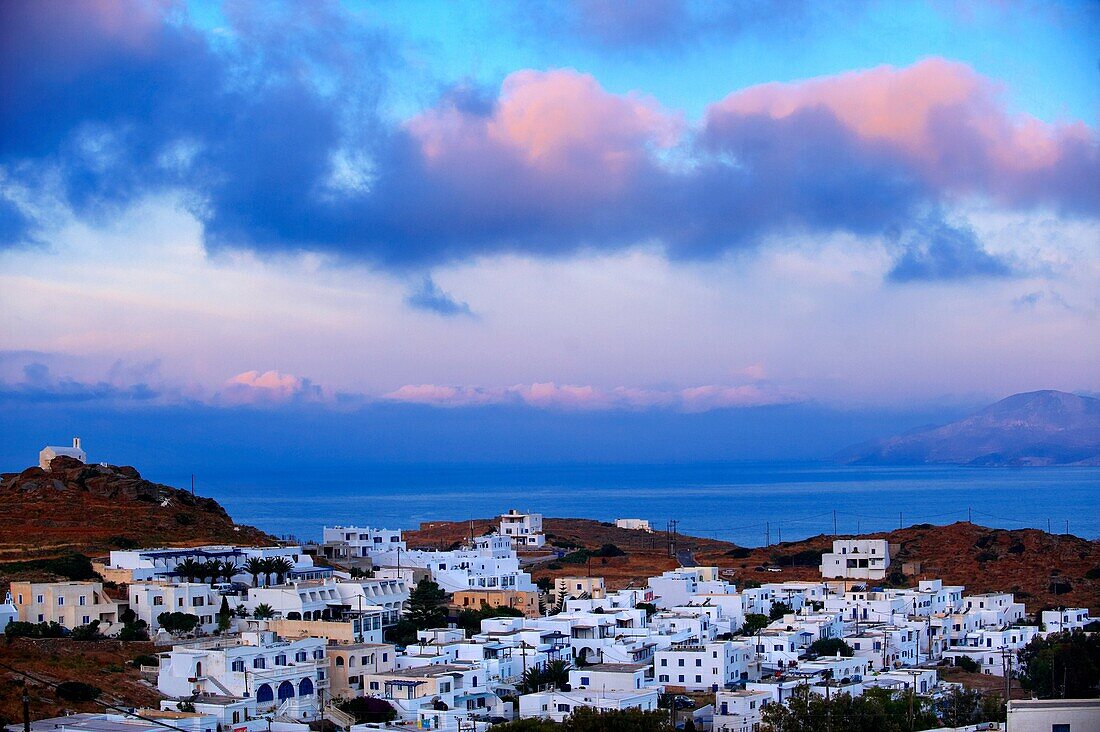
405,518,1100,613
838,390,1100,466
0,457,274,581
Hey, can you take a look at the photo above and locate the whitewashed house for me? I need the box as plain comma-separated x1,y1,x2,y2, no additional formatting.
569,663,653,692
157,631,327,722
500,509,545,548
518,689,659,722
1041,607,1091,634
819,539,891,581
129,582,225,634
713,689,771,732
655,640,756,691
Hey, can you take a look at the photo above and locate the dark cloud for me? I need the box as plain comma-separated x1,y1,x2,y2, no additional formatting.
0,362,161,405
405,277,474,317
887,219,1014,283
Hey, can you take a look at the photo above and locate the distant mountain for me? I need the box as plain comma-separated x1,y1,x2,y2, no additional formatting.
838,390,1100,466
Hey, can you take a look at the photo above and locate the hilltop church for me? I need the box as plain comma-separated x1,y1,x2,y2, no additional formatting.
39,437,86,470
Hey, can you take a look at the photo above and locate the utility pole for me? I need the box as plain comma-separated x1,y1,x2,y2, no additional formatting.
765,522,770,548
22,683,30,732
833,510,837,537
967,507,971,523
1000,646,1012,713
191,474,195,497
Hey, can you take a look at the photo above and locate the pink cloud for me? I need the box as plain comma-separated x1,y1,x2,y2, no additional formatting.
706,58,1097,206
219,370,325,405
407,69,681,201
383,381,798,412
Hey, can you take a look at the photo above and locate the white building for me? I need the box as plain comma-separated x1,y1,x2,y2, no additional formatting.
129,582,225,634
321,526,406,559
1041,607,1091,634
1006,698,1100,732
518,689,659,722
500,510,545,548
14,711,220,732
105,546,330,585
819,539,891,581
157,631,327,722
713,689,770,732
655,641,756,691
615,519,652,532
370,535,536,594
39,437,86,470
569,663,653,692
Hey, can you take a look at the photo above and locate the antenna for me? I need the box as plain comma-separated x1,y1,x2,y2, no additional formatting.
191,474,195,497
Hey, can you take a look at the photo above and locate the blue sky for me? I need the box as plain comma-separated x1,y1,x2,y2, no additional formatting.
0,0,1097,468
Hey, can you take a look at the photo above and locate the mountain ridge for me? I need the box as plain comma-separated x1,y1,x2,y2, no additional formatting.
837,390,1100,466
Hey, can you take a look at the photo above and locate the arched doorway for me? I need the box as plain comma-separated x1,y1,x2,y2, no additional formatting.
278,681,295,701
256,684,273,703
298,678,314,696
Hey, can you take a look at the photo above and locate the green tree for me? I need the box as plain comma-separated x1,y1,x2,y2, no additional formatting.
405,579,448,630
636,602,658,620
157,611,201,634
217,596,233,632
252,603,275,620
517,659,572,694
938,686,1005,727
808,637,854,657
741,613,769,636
769,601,793,621
1018,630,1100,698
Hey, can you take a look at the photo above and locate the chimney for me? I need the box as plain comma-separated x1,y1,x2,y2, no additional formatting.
73,437,81,450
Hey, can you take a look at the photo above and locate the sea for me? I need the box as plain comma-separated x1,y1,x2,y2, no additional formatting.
179,462,1100,547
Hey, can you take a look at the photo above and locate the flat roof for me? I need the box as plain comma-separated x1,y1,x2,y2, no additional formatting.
577,663,648,673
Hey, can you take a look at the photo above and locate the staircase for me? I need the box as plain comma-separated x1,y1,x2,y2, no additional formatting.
323,703,357,730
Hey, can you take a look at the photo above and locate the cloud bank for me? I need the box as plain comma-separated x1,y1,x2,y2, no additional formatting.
1,2,1095,273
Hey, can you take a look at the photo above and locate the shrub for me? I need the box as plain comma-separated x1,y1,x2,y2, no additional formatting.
69,621,102,641
1085,566,1100,580
954,656,980,673
157,612,201,635
132,654,159,668
56,681,100,702
335,697,397,724
595,544,625,558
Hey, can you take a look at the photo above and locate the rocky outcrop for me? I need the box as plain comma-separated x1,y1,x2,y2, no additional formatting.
0,457,273,555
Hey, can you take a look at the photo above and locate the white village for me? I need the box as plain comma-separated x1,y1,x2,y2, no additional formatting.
3,479,1096,732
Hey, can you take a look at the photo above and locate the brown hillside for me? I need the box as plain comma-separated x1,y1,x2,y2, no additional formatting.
405,518,1100,613
0,638,162,727
0,457,275,580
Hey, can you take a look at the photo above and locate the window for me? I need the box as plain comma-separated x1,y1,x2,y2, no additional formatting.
580,677,590,685
660,659,667,666
1051,726,1069,732
254,658,266,669
79,596,86,606
82,615,90,624
232,660,245,672
57,597,64,606
36,595,43,604
153,597,163,606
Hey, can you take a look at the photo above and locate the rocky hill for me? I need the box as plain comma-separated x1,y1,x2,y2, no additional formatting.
838,390,1100,466
0,456,274,573
406,517,1100,613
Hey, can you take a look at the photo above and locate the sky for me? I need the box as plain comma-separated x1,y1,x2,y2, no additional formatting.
1,0,1098,468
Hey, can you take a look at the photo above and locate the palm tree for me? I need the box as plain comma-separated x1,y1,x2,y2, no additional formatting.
244,557,266,587
270,557,294,585
252,603,275,620
215,559,238,583
174,558,204,583
198,560,220,584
